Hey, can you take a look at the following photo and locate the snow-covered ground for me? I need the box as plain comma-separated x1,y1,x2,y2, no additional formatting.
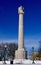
0,59,41,64
14,59,41,64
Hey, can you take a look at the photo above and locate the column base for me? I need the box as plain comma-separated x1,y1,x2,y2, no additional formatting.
15,49,27,59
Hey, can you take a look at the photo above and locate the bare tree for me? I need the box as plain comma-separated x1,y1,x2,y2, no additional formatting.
0,42,18,60
38,41,41,60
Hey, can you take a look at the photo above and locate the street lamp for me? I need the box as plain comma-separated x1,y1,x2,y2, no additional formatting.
32,45,35,64
4,45,7,64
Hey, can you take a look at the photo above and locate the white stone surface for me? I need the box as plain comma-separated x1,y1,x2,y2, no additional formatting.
18,6,24,49
15,6,27,59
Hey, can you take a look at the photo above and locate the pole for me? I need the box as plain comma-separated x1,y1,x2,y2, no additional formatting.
32,46,35,64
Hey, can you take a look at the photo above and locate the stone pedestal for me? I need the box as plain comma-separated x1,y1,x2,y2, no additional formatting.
15,49,27,59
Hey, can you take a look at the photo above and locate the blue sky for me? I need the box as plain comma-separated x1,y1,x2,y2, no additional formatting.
0,0,41,54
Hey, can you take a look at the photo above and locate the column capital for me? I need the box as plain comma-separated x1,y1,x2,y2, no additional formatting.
18,6,24,14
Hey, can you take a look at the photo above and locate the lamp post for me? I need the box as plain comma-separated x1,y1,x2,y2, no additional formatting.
32,45,35,64
4,45,7,64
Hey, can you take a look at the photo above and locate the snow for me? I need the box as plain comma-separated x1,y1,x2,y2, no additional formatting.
14,59,41,64
0,59,41,64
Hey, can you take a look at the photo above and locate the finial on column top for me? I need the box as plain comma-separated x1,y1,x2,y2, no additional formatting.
18,6,24,14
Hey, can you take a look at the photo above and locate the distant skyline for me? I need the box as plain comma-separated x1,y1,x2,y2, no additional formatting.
0,0,41,52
